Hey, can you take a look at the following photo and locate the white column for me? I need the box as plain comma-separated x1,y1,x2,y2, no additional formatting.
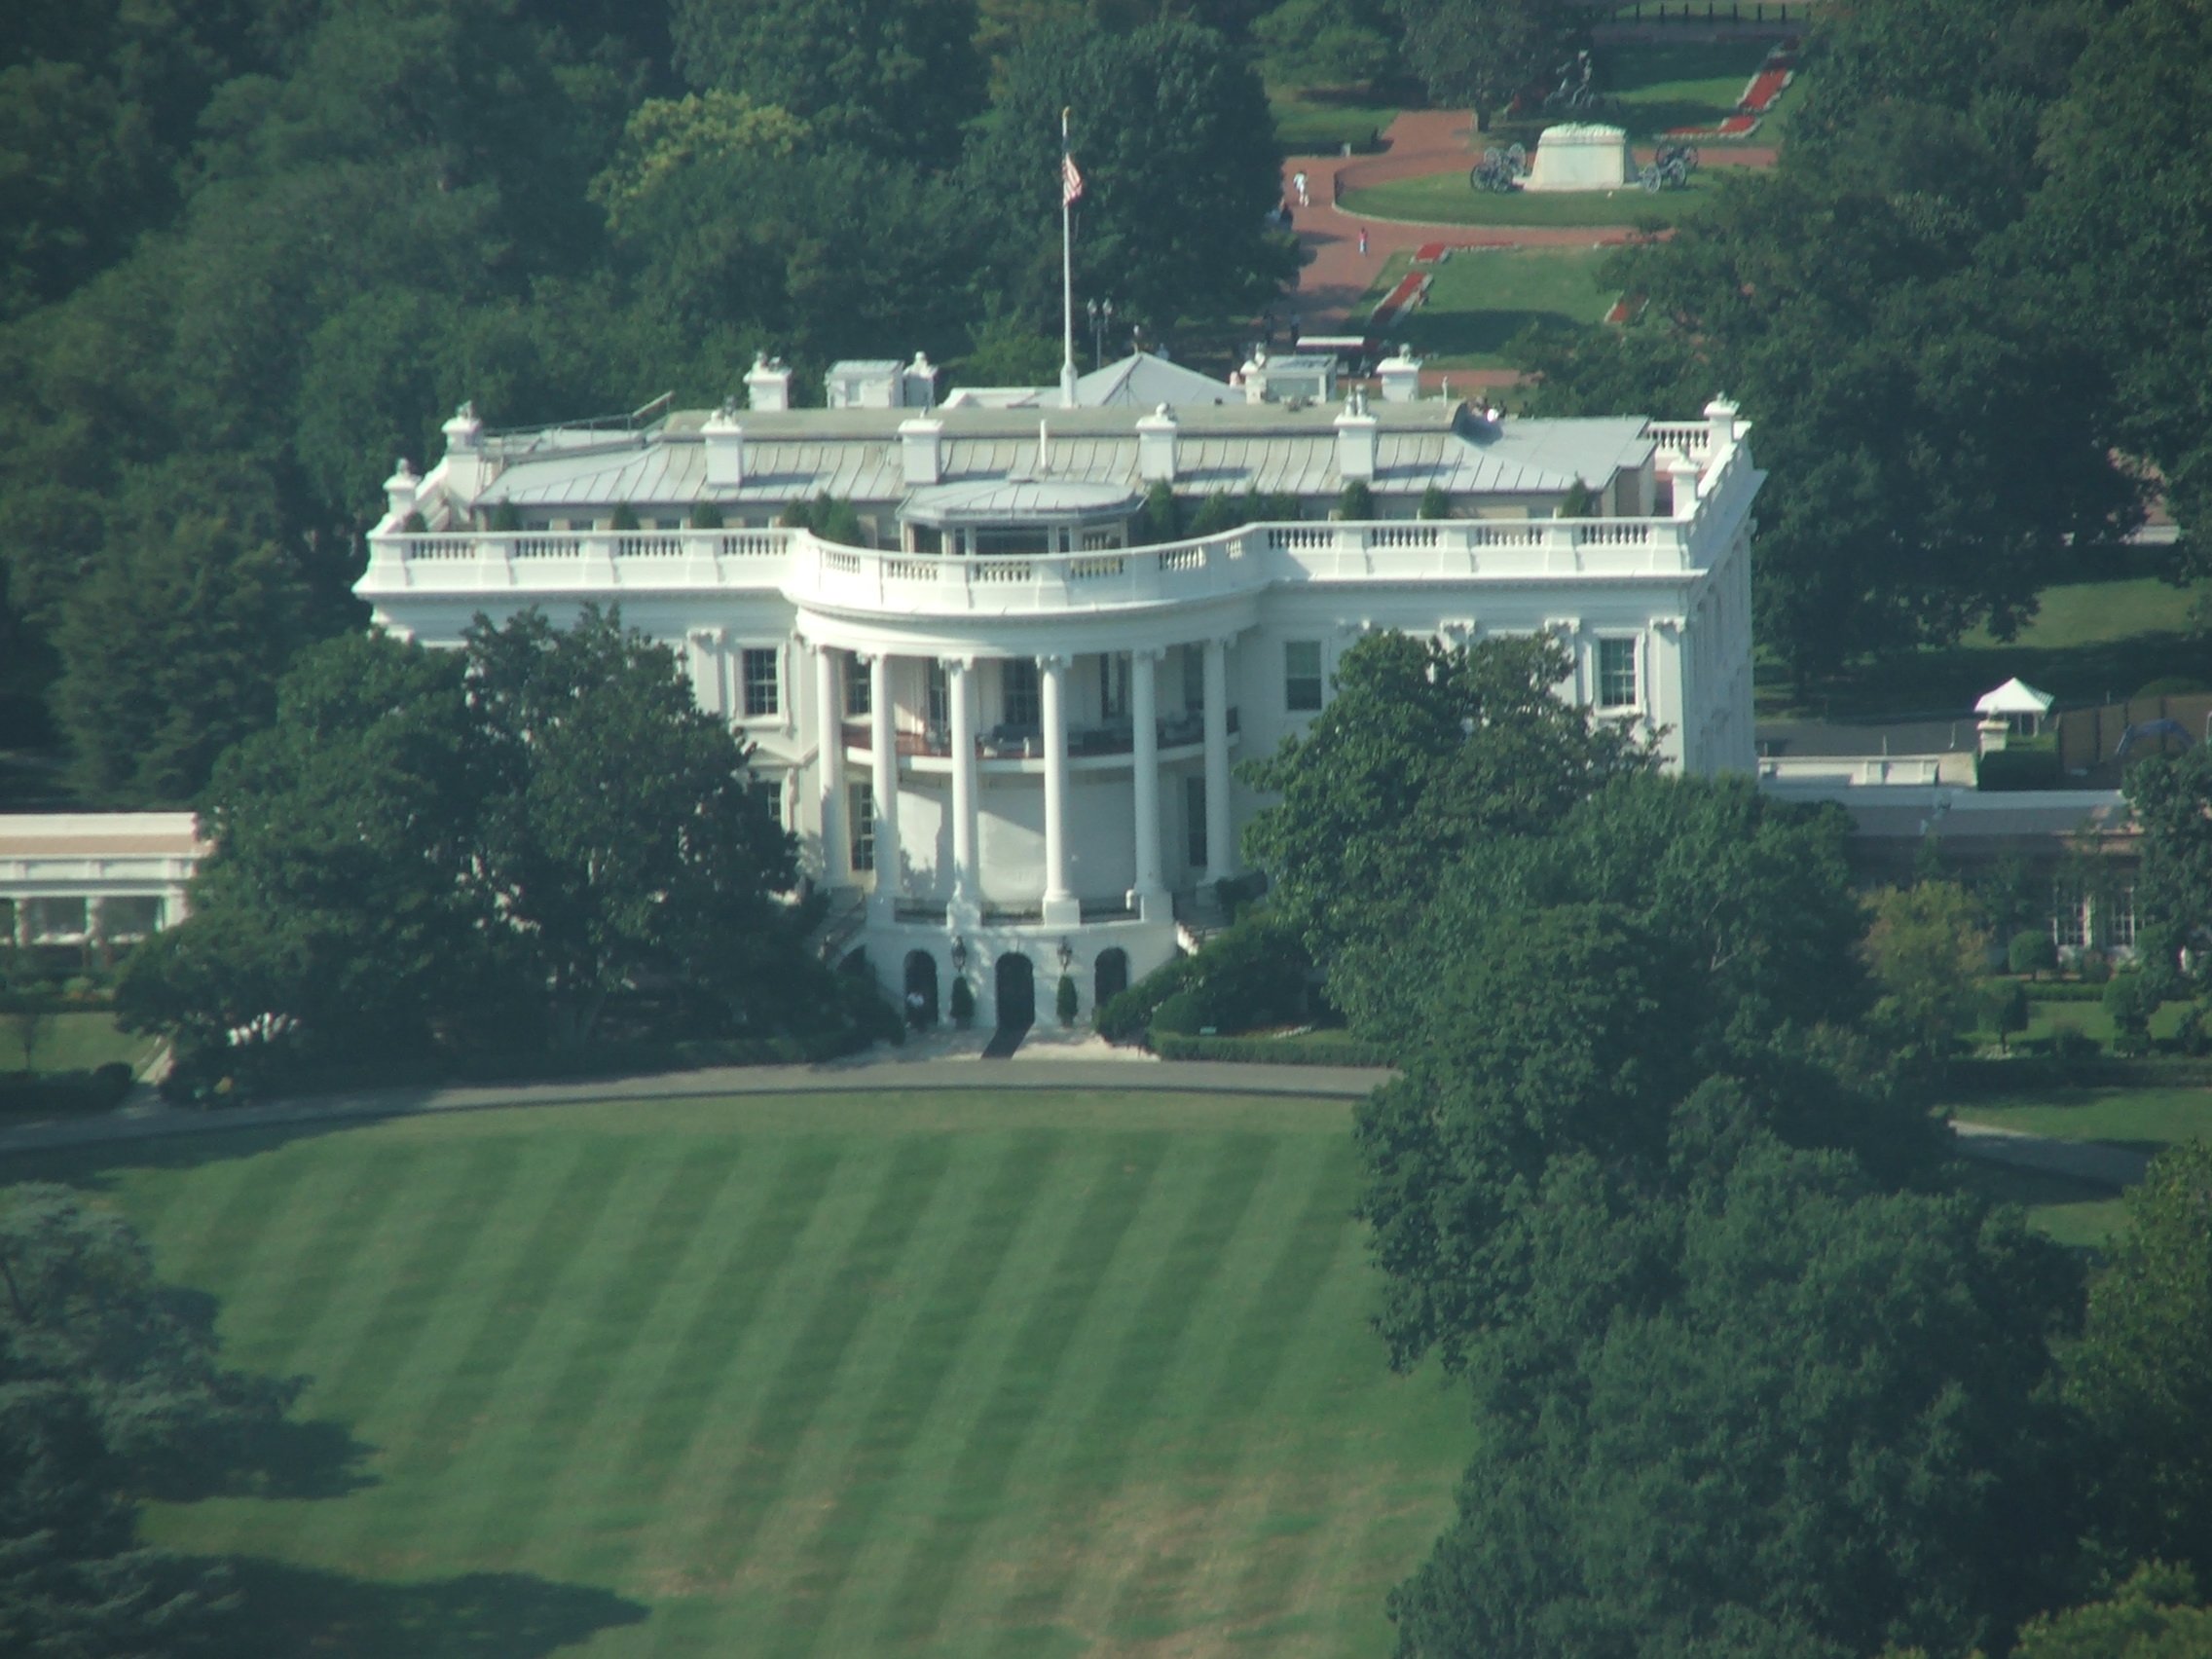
949,657,979,926
815,643,844,883
1130,648,1164,917
869,652,902,915
1202,635,1235,884
1040,653,1079,926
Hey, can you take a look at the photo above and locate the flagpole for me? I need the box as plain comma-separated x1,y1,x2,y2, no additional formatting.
1060,106,1078,409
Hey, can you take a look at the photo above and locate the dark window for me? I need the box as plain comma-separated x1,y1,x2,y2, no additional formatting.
1284,641,1323,712
1183,645,1205,712
1003,659,1040,726
850,782,875,873
1186,775,1207,868
1100,653,1128,720
844,653,870,719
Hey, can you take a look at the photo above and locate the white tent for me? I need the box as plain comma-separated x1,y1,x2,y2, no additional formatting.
1975,677,2055,735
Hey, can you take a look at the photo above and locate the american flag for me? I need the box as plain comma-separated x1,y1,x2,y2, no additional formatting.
1062,152,1084,205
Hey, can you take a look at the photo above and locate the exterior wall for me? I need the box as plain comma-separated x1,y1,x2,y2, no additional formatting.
361,419,1761,1013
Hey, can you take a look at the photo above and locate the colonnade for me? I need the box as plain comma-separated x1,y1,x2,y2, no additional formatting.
807,638,1236,926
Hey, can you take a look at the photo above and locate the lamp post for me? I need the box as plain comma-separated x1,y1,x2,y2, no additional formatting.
950,936,968,975
1056,937,1075,973
1087,297,1114,371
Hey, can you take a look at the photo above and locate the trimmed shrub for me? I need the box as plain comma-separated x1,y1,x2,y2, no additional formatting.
0,1063,136,1115
689,501,725,530
1149,990,1209,1035
1151,1032,1392,1065
1338,480,1376,520
1418,484,1452,520
949,977,976,1028
609,503,641,531
1978,749,2061,792
2009,930,2057,979
1984,978,2029,1052
1055,973,1078,1026
1096,951,1200,1043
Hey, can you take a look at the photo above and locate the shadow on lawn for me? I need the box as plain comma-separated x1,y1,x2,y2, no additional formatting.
222,1558,649,1658
1392,308,1592,363
1765,630,2212,723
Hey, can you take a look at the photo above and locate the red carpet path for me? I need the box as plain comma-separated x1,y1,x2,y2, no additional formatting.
1276,107,1777,350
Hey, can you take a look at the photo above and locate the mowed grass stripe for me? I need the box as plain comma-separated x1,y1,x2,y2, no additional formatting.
326,1137,644,1569
157,1149,299,1294
746,1131,1146,1658
639,1133,962,1647
448,1149,743,1567
568,1137,844,1581
866,1131,1178,1652
1098,1139,1375,1645
980,1131,1286,1654
197,1145,426,1382
751,1131,1060,1650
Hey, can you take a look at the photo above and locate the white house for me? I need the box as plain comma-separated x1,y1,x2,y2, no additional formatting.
354,353,1762,1023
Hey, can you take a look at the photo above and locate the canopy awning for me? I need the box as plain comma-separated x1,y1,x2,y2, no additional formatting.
1974,677,2055,717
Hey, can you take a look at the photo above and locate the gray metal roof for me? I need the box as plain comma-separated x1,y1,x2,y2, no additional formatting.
470,401,1656,512
904,478,1141,522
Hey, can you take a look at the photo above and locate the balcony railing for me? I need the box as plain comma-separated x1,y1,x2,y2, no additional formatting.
844,708,1237,759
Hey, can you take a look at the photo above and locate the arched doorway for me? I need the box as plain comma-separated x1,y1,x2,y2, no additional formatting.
1094,947,1129,1009
903,949,940,1028
994,952,1036,1029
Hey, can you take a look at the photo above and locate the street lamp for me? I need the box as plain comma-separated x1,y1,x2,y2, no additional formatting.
1056,937,1075,973
1087,297,1114,371
949,936,968,975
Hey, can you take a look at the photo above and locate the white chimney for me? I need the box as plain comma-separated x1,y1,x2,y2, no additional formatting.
1240,347,1272,404
703,402,745,488
1704,394,1740,451
1137,404,1179,483
747,353,792,412
900,416,943,485
1669,452,1703,519
1334,390,1378,483
903,351,939,409
1378,351,1422,404
440,401,487,502
383,459,420,524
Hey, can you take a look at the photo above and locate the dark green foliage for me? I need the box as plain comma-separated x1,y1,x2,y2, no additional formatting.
1149,1030,1391,1065
1140,479,1182,543
120,610,805,1064
948,975,976,1028
1241,630,1655,965
1149,990,1208,1036
2107,973,2157,1054
2012,1564,2212,1659
1982,748,2065,792
2128,745,2212,997
1054,972,1078,1025
0,1064,133,1116
1556,477,1594,518
2013,928,2061,979
2070,1142,2212,1584
1385,0,1581,128
669,0,982,166
1417,484,1451,520
963,18,1293,332
0,1183,302,1655
1338,479,1375,519
609,502,640,531
1095,950,1200,1042
780,495,866,545
1254,0,1397,89
688,501,723,529
1986,977,2031,1051
1386,1141,2082,1659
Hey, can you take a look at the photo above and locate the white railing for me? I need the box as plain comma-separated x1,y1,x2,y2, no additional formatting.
360,448,1754,617
1647,422,1711,458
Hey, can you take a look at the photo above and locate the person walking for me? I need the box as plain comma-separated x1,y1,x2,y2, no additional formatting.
1293,168,1309,206
1358,226,1369,256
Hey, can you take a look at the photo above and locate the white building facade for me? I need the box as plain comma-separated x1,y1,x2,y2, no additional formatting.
355,358,1761,1023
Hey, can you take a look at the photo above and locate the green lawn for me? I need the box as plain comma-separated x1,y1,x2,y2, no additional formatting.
1359,246,1621,368
1271,87,1402,156
1599,40,1779,141
10,1009,160,1075
1950,1086,2212,1154
15,1090,1463,1658
1761,568,2208,720
1339,167,1717,228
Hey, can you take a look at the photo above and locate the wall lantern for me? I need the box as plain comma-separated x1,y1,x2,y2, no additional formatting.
950,936,968,974
1056,937,1075,972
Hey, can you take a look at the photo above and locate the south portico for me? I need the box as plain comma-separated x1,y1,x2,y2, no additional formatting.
795,605,1252,1020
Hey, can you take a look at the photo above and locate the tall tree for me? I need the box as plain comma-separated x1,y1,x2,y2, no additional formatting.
962,16,1293,335
1385,0,1580,129
669,0,982,168
1240,629,1653,964
1386,1141,2082,1659
2069,1141,2212,1584
2124,744,2212,998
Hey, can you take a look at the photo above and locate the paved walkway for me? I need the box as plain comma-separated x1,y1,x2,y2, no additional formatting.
0,1040,2164,1201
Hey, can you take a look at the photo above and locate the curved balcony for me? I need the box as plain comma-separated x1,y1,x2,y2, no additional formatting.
843,709,1238,774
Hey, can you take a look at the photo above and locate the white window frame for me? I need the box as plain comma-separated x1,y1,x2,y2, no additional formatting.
1594,635,1641,712
849,781,876,873
740,646,782,720
2051,882,2088,951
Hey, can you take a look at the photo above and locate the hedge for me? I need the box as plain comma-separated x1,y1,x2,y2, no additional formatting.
1944,1054,2212,1095
2022,981,2121,1003
1977,749,2061,792
0,1063,136,1115
1150,1032,1393,1066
